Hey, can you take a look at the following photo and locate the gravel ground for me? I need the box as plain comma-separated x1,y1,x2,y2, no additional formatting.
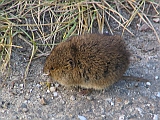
0,22,160,120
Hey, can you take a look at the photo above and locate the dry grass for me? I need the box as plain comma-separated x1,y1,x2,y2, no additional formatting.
0,0,159,82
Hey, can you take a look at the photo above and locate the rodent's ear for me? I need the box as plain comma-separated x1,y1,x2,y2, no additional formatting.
67,59,75,68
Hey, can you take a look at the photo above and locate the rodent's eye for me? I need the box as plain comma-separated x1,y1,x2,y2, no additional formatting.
69,60,73,66
50,67,54,70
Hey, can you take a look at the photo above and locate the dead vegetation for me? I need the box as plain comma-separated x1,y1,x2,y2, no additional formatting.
0,0,159,82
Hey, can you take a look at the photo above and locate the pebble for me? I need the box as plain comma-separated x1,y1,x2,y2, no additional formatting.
136,107,143,116
110,101,114,106
29,89,33,93
134,82,139,87
153,114,158,120
19,84,24,88
86,96,93,100
20,103,28,112
78,115,87,120
155,76,159,80
156,92,160,98
70,95,76,101
12,115,19,119
24,94,30,100
50,87,56,92
60,100,65,104
106,98,114,106
21,103,27,108
13,83,18,89
53,92,58,97
22,108,29,112
124,100,131,105
55,83,59,87
40,97,47,105
36,84,41,88
146,82,151,86
46,89,50,93
119,115,125,120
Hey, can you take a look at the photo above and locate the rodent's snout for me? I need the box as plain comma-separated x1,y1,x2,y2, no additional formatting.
42,69,50,76
42,73,49,76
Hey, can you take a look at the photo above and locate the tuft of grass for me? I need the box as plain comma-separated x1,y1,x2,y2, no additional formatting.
0,0,159,84
0,15,22,81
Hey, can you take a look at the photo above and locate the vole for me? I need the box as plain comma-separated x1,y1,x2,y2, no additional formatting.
43,34,145,90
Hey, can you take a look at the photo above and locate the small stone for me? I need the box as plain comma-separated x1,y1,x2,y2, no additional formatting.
40,97,47,105
153,114,158,120
36,84,41,88
29,89,33,93
53,92,58,97
101,114,106,118
136,107,143,116
23,100,28,104
19,84,24,88
60,100,65,104
155,76,159,80
22,108,28,112
110,101,114,106
12,115,19,119
119,115,125,120
134,82,139,87
146,82,151,86
55,83,59,87
37,95,41,99
78,115,87,120
124,100,130,105
50,87,56,92
70,95,76,101
106,98,114,106
153,17,160,23
20,103,28,112
156,92,160,98
21,103,27,108
46,89,50,93
86,96,93,100
24,94,30,100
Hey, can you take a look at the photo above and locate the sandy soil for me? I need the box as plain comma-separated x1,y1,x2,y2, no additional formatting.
0,22,160,120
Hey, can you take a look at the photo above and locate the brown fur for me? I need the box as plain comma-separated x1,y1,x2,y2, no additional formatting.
43,34,130,90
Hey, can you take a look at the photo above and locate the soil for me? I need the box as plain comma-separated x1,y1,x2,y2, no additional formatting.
0,22,160,120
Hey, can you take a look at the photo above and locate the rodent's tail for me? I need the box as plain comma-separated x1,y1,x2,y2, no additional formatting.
121,76,149,82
